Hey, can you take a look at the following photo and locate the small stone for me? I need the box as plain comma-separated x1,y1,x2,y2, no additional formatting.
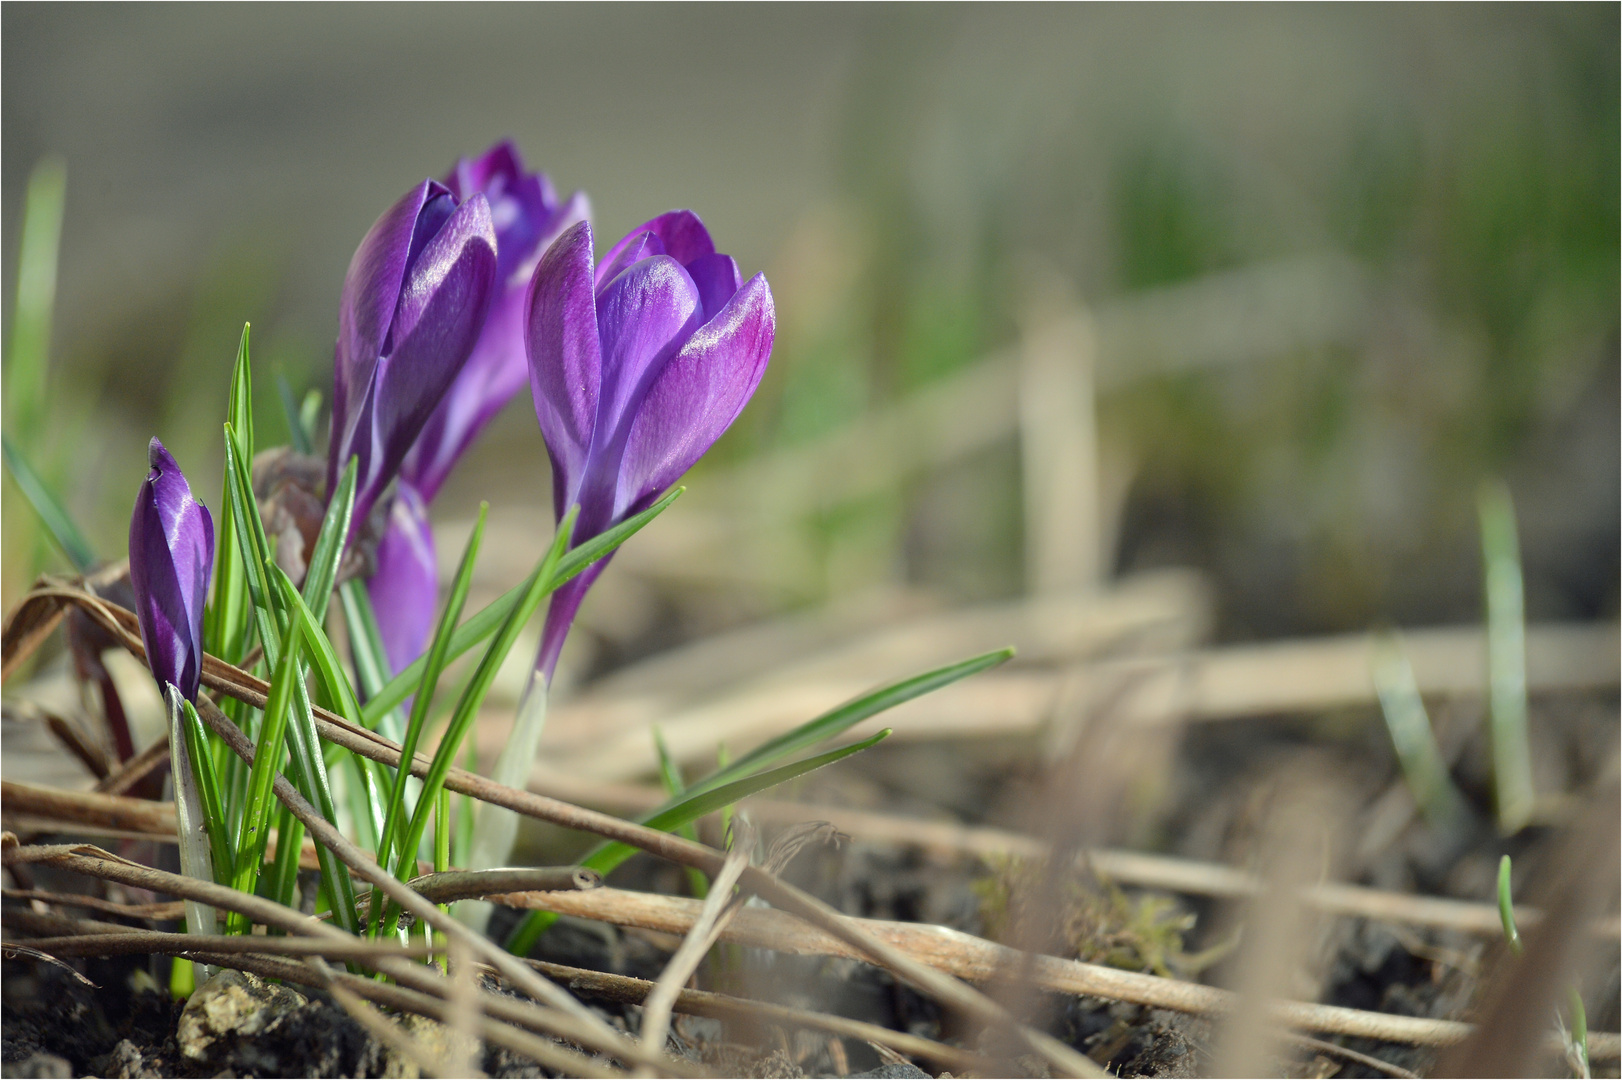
176,970,308,1063
0,1052,72,1079
849,1065,932,1079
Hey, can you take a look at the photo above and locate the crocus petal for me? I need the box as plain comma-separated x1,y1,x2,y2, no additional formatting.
684,252,743,322
128,438,215,703
615,273,775,517
366,482,438,674
596,210,714,287
333,180,448,482
525,220,603,519
399,285,528,504
593,230,664,293
592,254,702,442
358,193,498,521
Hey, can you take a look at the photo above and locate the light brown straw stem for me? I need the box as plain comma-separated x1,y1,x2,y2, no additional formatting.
641,836,752,1056
488,883,1622,1060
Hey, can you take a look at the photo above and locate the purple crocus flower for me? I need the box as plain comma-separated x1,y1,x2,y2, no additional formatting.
128,438,215,702
367,143,588,673
526,211,776,679
326,177,499,531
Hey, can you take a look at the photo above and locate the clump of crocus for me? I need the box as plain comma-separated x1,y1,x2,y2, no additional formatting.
129,438,215,704
369,143,587,673
464,210,774,890
326,176,499,534
128,437,217,943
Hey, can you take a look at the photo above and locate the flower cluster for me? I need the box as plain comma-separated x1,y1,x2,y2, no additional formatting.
131,138,774,703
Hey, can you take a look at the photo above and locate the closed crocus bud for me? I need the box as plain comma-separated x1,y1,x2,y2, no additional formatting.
399,142,589,505
368,145,588,672
526,212,775,679
328,178,499,528
128,438,215,702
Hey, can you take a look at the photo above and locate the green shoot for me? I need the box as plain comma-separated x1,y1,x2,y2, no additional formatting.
276,373,311,455
378,509,577,937
178,697,233,879
654,726,709,899
2,434,95,572
370,504,488,930
1497,854,1521,954
1372,634,1470,832
1480,481,1534,833
1568,987,1590,1079
5,157,65,445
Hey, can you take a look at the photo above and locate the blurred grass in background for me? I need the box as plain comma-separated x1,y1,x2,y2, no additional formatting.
3,5,1616,643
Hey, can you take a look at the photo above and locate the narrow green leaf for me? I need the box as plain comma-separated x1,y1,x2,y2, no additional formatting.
300,457,355,622
698,648,1011,802
228,604,303,930
452,738,477,870
2,433,95,572
1497,854,1521,954
299,390,323,453
506,731,891,956
207,326,254,665
5,157,66,442
382,509,575,936
372,503,487,931
1372,635,1470,833
179,698,234,879
276,373,311,455
362,487,684,726
222,421,276,619
268,802,304,915
654,726,708,900
1480,481,1534,834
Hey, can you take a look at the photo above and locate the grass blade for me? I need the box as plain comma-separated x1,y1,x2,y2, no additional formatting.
301,457,356,622
208,328,254,666
361,487,684,726
694,647,1011,801
276,372,311,455
179,697,234,878
381,509,576,936
1372,634,1470,833
5,157,65,443
506,731,892,955
371,503,487,930
2,433,95,572
1496,854,1521,954
267,802,304,914
654,726,709,899
227,604,303,931
1479,481,1534,833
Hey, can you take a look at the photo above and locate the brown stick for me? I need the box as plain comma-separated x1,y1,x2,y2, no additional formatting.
534,958,996,1075
3,887,184,921
187,698,692,1077
93,737,169,796
3,779,176,835
532,772,1619,941
488,883,1622,1060
15,931,440,961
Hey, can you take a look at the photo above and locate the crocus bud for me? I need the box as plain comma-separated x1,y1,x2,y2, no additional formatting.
328,178,499,527
525,212,775,678
399,142,589,505
128,438,215,702
367,145,588,672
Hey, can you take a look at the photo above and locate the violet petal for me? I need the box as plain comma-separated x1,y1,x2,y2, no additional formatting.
525,220,603,519
366,482,438,674
128,438,215,703
615,272,775,517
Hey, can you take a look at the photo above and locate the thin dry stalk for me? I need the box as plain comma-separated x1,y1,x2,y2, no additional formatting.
1284,1033,1418,1080
190,949,629,1080
93,736,168,795
16,931,439,961
187,697,696,1077
3,886,184,920
642,827,753,1056
314,956,470,1080
531,958,996,1075
532,772,1621,941
0,941,97,986
445,939,485,1080
492,883,1622,1059
3,779,176,835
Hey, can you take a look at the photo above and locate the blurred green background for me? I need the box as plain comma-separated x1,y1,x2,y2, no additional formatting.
3,4,1616,643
